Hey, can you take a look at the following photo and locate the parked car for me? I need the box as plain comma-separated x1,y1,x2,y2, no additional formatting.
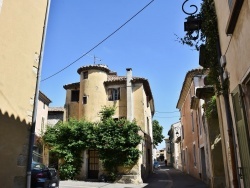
31,161,59,188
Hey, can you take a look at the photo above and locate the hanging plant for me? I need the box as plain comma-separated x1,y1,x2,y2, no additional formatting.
177,0,225,95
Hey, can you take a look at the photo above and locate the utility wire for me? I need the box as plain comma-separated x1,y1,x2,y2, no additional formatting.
42,0,155,82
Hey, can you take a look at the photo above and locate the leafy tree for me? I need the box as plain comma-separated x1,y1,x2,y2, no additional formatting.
43,106,142,181
152,120,165,147
43,119,96,179
96,106,142,180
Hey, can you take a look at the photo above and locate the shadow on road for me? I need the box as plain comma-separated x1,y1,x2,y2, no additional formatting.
143,164,208,188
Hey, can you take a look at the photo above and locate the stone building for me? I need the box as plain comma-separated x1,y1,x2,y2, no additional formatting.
176,69,208,181
0,0,49,187
63,64,155,183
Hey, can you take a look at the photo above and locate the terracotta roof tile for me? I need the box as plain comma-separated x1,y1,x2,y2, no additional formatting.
176,68,208,109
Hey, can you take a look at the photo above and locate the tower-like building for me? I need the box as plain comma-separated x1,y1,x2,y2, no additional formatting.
63,64,155,183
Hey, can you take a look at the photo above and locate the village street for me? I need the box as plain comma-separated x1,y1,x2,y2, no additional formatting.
60,162,207,188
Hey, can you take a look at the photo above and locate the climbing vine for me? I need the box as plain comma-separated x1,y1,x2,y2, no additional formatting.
177,0,225,95
43,106,142,181
203,95,218,119
43,119,96,179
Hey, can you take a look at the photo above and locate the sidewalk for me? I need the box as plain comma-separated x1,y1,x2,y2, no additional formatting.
60,165,208,188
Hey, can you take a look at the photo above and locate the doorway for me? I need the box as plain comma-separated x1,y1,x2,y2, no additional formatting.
88,149,99,179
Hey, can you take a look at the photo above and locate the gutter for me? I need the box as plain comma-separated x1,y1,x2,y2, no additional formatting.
26,0,51,187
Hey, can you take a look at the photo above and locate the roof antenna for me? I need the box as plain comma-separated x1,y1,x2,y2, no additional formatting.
93,55,101,65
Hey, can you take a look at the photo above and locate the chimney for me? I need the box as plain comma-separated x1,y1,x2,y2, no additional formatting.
126,68,134,121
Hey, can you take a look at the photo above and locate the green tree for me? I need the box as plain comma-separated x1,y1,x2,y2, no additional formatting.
43,106,142,181
43,119,96,179
152,120,165,147
96,106,142,180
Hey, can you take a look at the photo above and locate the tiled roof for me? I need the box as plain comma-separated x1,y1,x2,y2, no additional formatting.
39,91,52,104
77,64,110,74
176,68,207,109
106,75,146,83
49,107,65,112
105,75,153,101
63,82,80,89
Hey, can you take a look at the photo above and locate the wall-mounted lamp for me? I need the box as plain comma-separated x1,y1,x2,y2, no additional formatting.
184,16,201,32
182,0,201,40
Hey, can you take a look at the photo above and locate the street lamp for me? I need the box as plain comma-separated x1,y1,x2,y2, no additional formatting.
181,1,239,186
182,0,201,40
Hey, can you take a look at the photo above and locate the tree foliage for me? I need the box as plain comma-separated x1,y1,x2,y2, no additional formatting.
43,119,96,179
152,120,165,147
43,106,142,180
97,117,142,180
203,95,218,119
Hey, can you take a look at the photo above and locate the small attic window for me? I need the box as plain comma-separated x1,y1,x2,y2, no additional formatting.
83,71,88,79
83,96,87,104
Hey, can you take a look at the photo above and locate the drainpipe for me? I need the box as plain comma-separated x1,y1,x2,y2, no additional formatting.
126,68,133,122
26,0,51,187
216,38,239,188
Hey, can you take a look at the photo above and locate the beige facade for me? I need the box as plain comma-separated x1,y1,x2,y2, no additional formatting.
168,121,182,170
213,0,250,187
33,91,51,165
0,0,48,187
63,64,155,183
164,138,171,166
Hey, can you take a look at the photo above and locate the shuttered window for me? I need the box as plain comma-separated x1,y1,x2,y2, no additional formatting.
108,88,120,101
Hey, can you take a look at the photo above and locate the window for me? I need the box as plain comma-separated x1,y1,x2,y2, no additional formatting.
226,0,244,34
182,125,184,139
147,117,150,134
228,0,234,9
108,88,120,101
71,90,79,102
83,96,87,104
183,150,186,165
83,71,88,79
193,144,196,166
198,108,202,135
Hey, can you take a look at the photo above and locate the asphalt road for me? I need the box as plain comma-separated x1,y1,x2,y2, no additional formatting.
60,165,208,188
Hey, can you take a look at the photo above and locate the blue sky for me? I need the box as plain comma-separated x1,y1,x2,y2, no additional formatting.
40,0,200,149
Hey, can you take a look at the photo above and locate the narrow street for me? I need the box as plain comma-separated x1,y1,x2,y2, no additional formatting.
60,163,208,188
144,163,208,188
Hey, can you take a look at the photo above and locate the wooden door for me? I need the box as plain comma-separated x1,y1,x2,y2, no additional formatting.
88,149,99,179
